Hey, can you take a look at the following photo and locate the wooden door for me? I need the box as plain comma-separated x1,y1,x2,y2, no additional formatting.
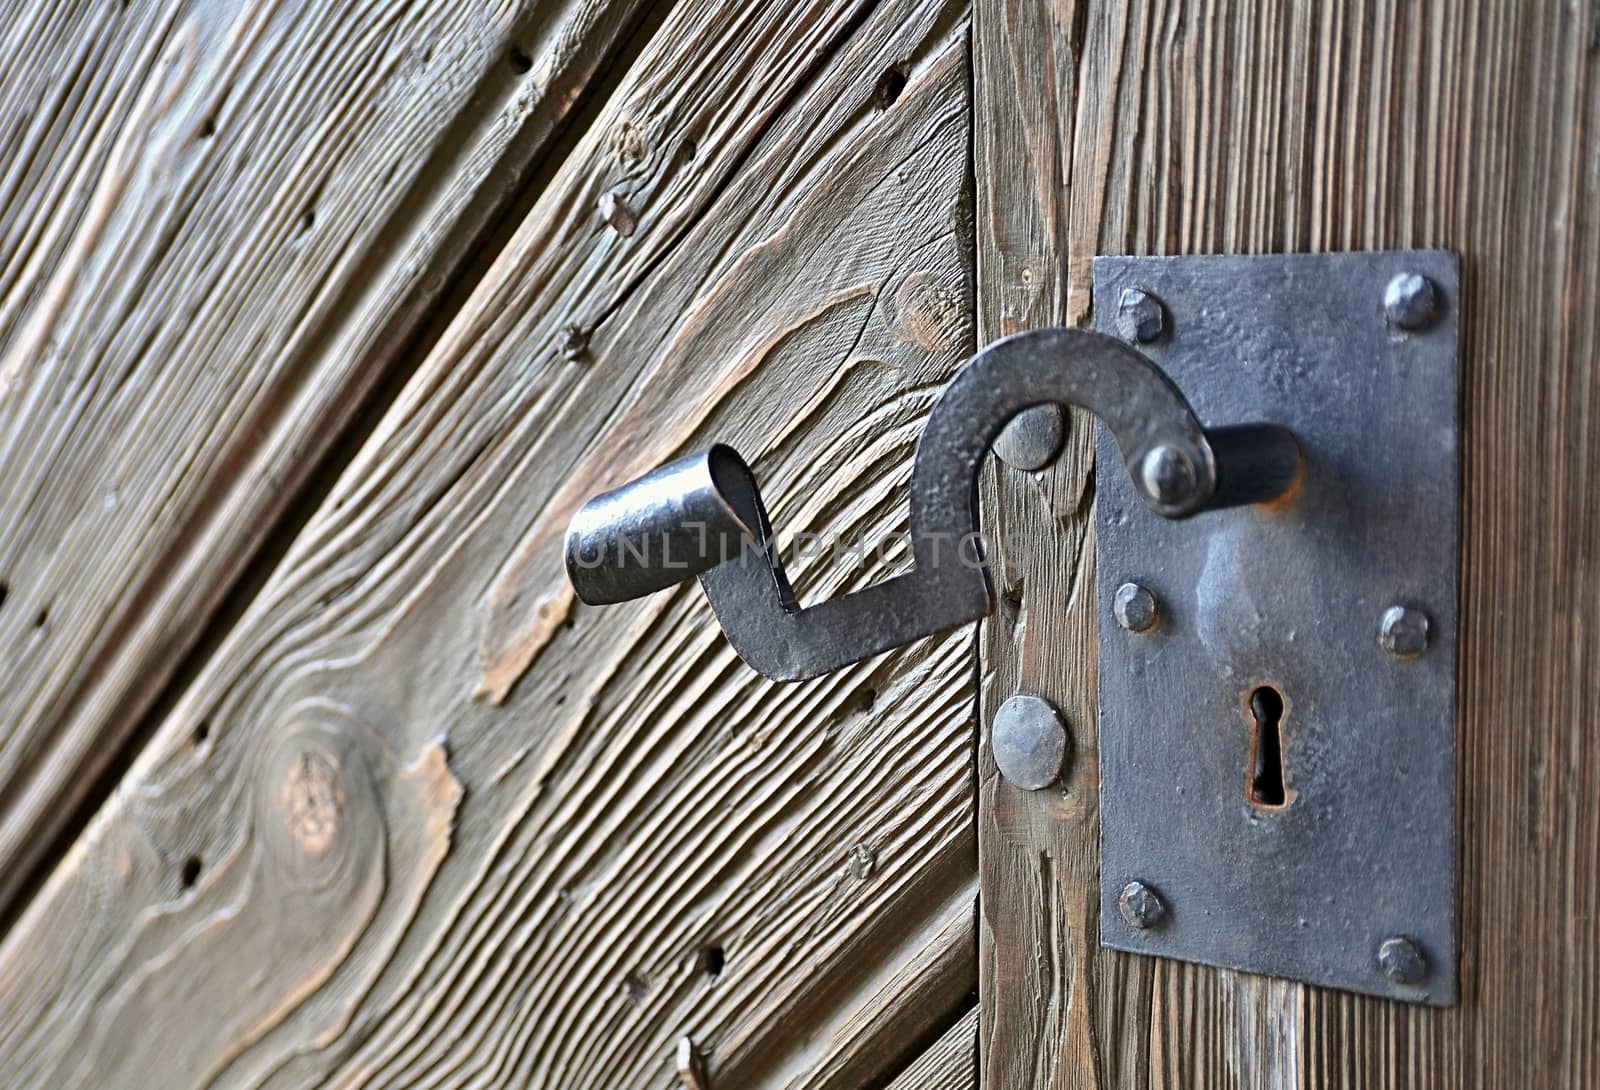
0,1,979,1086
0,2,1595,1089
975,2,1599,1088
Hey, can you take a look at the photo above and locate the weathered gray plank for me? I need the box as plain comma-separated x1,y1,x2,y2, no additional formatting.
976,1,1599,1087
0,1,977,1086
792,886,976,1090
0,0,653,917
972,0,1110,1082
887,1006,978,1090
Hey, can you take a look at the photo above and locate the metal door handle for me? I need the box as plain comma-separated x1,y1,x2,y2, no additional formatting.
564,327,1300,680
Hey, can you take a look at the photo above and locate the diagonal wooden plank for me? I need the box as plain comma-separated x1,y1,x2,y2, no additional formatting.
887,1006,979,1090
975,1,1599,1087
790,884,976,1090
0,1,977,1086
0,0,658,918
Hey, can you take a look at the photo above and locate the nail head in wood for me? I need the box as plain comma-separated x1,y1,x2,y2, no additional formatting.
993,403,1066,471
991,692,1068,791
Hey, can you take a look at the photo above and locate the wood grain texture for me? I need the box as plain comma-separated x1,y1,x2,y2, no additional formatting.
792,888,976,1090
0,0,653,916
887,1006,979,1090
976,1,1599,1087
0,1,978,1086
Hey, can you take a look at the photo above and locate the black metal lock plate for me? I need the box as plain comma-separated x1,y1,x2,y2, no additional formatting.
1093,251,1459,1004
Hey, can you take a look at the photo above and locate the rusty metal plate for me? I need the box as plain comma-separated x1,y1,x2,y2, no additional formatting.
1093,251,1459,1005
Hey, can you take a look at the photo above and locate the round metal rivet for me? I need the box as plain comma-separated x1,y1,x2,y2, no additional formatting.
991,693,1069,791
994,403,1066,471
1116,287,1166,344
1140,444,1197,508
1118,880,1166,930
1383,272,1440,330
1377,935,1427,985
1113,582,1159,633
1378,605,1430,657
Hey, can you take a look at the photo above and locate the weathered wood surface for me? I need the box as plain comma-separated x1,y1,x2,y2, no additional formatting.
0,0,979,1087
888,1006,979,1090
976,1,1598,1087
0,0,655,918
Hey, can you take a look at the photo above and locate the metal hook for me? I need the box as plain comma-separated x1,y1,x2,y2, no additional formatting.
565,328,1300,680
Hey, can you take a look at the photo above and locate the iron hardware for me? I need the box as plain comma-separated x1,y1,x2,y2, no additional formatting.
1093,251,1459,1006
565,327,1300,679
564,250,1459,1007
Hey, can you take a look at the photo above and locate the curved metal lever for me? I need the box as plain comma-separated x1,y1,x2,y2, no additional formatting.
565,328,1300,680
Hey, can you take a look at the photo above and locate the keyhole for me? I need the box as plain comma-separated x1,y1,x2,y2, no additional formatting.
1248,686,1287,808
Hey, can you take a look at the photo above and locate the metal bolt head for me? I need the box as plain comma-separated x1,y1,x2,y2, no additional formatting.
994,403,1066,471
1118,880,1166,930
1378,605,1430,657
1377,935,1427,984
1113,582,1159,633
1383,272,1439,330
1116,287,1167,343
991,693,1069,791
1139,444,1198,508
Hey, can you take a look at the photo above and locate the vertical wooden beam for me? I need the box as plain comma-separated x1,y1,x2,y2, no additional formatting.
976,1,1599,1086
888,1007,981,1090
973,0,1126,1084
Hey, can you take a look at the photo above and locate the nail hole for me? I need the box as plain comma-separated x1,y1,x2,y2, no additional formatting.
193,720,210,745
874,64,908,109
508,46,532,74
301,207,315,232
33,606,48,629
852,685,877,714
1247,686,1287,809
697,944,725,982
622,971,649,1004
180,855,203,890
199,117,216,139
0,582,8,611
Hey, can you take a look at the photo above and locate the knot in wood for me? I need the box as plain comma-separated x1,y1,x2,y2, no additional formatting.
283,749,345,856
611,119,649,166
890,271,964,352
